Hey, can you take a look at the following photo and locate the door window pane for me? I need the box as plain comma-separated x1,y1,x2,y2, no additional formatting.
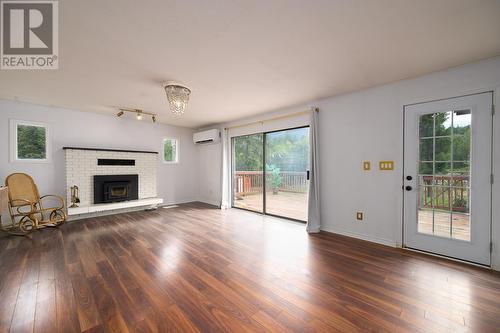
435,111,452,136
435,137,451,161
453,135,470,161
419,162,433,175
419,114,434,137
417,110,471,240
419,139,433,161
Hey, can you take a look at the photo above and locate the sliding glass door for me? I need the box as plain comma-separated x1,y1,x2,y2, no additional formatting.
232,127,310,221
232,133,264,213
265,127,310,221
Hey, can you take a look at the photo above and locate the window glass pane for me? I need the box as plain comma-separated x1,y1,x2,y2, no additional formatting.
453,135,470,161
452,162,470,175
433,186,451,211
164,139,177,162
434,162,451,175
433,211,451,238
232,134,263,213
17,124,46,159
453,110,471,135
452,187,469,213
419,114,434,137
418,175,434,186
435,111,452,136
419,186,434,209
435,137,451,161
419,162,433,175
434,175,450,187
418,209,433,235
419,138,433,161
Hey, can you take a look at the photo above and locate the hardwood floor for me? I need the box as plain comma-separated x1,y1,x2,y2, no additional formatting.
1,202,500,332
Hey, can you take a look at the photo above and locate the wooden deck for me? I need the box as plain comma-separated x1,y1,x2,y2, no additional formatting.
234,191,308,221
0,202,499,332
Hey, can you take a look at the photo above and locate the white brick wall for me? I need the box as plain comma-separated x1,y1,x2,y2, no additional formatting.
65,149,157,206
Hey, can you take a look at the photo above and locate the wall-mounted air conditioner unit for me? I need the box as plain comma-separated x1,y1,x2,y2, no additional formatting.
193,129,220,144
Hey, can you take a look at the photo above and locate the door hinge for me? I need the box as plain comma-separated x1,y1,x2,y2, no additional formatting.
492,104,496,116
491,242,493,253
491,174,495,184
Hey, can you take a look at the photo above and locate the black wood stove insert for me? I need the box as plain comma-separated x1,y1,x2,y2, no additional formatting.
93,174,138,204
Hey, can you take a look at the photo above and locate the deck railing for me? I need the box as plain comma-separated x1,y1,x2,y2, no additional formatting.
419,175,469,212
234,171,307,195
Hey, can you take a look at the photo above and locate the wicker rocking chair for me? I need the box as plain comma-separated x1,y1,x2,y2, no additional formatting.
3,173,66,234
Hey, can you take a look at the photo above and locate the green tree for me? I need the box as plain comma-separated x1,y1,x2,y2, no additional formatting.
17,125,46,159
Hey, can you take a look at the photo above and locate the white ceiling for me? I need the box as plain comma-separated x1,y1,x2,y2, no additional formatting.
1,0,500,128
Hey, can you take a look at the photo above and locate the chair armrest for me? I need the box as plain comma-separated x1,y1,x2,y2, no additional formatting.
10,198,37,215
40,195,65,210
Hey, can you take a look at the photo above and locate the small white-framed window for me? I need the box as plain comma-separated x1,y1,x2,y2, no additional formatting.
163,138,179,163
10,119,51,163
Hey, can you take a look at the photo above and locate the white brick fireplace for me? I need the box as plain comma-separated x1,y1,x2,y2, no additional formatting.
65,147,162,217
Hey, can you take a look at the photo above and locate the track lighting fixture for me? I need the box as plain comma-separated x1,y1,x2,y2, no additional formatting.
117,108,157,123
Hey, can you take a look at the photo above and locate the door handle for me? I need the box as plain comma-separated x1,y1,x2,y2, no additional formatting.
306,170,310,180
405,186,412,191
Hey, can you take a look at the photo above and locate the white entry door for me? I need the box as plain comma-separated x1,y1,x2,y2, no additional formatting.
403,93,492,265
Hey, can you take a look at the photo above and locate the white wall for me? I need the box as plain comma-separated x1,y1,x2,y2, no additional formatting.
316,57,500,257
0,100,199,207
197,140,222,206
197,56,500,269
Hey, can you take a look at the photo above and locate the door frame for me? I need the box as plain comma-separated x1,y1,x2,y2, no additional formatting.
402,91,494,266
230,125,310,223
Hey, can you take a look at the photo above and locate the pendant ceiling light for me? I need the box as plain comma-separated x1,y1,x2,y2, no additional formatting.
163,82,191,115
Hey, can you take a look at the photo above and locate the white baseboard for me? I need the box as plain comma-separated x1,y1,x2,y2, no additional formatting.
197,198,221,207
321,226,397,247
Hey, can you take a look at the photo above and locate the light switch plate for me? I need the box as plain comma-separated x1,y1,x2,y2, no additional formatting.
356,212,363,220
379,161,394,170
363,161,370,170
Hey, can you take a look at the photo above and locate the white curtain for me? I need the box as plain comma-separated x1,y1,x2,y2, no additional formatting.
307,107,321,233
220,128,230,209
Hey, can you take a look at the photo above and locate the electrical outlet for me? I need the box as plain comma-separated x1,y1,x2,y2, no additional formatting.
356,212,363,221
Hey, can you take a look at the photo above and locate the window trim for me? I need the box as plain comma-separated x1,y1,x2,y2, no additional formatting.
162,137,179,164
10,119,52,163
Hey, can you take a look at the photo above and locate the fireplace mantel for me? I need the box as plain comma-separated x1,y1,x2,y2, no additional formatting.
63,147,158,154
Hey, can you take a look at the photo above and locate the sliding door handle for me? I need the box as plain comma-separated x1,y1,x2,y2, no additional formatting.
306,170,310,180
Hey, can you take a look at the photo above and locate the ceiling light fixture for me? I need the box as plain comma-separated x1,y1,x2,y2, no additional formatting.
163,82,191,115
118,108,157,123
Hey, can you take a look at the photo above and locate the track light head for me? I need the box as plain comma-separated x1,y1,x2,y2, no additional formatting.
118,108,156,122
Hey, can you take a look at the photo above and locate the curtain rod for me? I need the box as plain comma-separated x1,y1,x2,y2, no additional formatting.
224,108,318,131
